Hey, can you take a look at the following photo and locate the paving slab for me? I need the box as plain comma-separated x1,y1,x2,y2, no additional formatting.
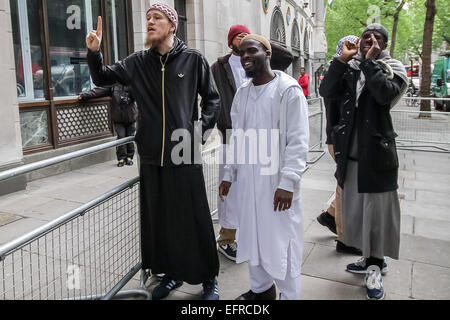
403,178,450,193
414,217,450,242
412,262,450,300
397,187,416,201
300,188,334,222
401,214,414,235
18,199,82,222
0,194,54,216
0,212,22,227
400,201,450,221
400,234,450,268
415,190,449,207
304,220,336,248
415,171,450,184
302,170,339,192
0,217,49,246
300,275,365,300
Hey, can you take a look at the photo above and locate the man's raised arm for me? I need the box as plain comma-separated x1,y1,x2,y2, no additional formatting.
86,16,131,87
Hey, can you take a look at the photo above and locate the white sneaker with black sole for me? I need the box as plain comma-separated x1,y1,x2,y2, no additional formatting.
218,242,237,262
365,265,385,300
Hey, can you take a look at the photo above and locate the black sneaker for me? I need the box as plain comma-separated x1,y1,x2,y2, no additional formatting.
125,157,133,166
346,257,388,275
218,242,237,261
235,284,276,300
365,266,385,300
202,278,219,300
336,240,363,255
151,275,183,300
117,159,125,167
316,211,337,234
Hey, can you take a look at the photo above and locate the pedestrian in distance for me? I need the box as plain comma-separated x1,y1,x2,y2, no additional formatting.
85,3,221,300
298,67,309,99
79,84,137,167
319,23,408,300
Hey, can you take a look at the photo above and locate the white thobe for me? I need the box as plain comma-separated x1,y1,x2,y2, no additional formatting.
224,72,309,287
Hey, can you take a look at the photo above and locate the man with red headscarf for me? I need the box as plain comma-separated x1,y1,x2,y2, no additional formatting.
211,24,251,262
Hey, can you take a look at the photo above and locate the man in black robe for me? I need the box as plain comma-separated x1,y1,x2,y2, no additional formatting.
85,3,220,300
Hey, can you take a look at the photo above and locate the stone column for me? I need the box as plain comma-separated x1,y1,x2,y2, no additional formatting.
312,0,327,97
201,0,220,63
0,1,27,195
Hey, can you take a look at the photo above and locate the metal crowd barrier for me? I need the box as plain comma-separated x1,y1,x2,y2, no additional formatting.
392,96,450,153
0,137,151,300
307,97,325,164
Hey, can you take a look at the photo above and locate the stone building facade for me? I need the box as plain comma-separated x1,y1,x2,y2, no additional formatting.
0,0,326,194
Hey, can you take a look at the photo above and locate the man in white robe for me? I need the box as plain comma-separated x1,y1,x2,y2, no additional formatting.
219,34,309,300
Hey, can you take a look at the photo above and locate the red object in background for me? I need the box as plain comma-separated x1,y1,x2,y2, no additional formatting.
405,64,419,77
298,73,310,97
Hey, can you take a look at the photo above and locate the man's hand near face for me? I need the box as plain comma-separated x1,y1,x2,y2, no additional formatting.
365,33,382,60
338,38,359,63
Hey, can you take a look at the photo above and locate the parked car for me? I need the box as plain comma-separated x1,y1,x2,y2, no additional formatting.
431,54,450,111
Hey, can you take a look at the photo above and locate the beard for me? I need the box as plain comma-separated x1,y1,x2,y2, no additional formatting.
232,44,240,55
245,69,258,78
145,29,172,48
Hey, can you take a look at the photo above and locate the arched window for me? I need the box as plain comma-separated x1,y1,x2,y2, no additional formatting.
291,19,300,52
270,7,286,46
304,28,310,56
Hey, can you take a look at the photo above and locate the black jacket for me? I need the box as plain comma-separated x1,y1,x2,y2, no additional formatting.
87,38,220,166
325,97,340,145
210,42,293,142
319,58,404,193
211,54,235,141
79,85,138,124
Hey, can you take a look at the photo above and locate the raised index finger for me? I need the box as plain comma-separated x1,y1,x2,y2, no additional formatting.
371,33,378,44
96,16,102,37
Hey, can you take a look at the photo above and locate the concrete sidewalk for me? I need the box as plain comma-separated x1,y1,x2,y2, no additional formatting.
1,149,449,300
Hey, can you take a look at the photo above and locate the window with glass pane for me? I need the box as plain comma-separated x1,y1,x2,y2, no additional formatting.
107,0,129,62
10,0,45,100
47,0,96,98
175,0,187,43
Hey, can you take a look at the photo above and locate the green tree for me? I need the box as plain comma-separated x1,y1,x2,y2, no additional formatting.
324,0,448,63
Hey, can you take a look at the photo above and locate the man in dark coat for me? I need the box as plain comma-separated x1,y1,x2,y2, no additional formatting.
319,23,407,300
79,84,137,167
85,3,220,300
211,25,294,262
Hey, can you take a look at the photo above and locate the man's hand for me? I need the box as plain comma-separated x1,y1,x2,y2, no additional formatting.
273,188,293,212
327,144,335,162
339,38,359,63
86,16,102,52
365,33,381,60
219,181,232,202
